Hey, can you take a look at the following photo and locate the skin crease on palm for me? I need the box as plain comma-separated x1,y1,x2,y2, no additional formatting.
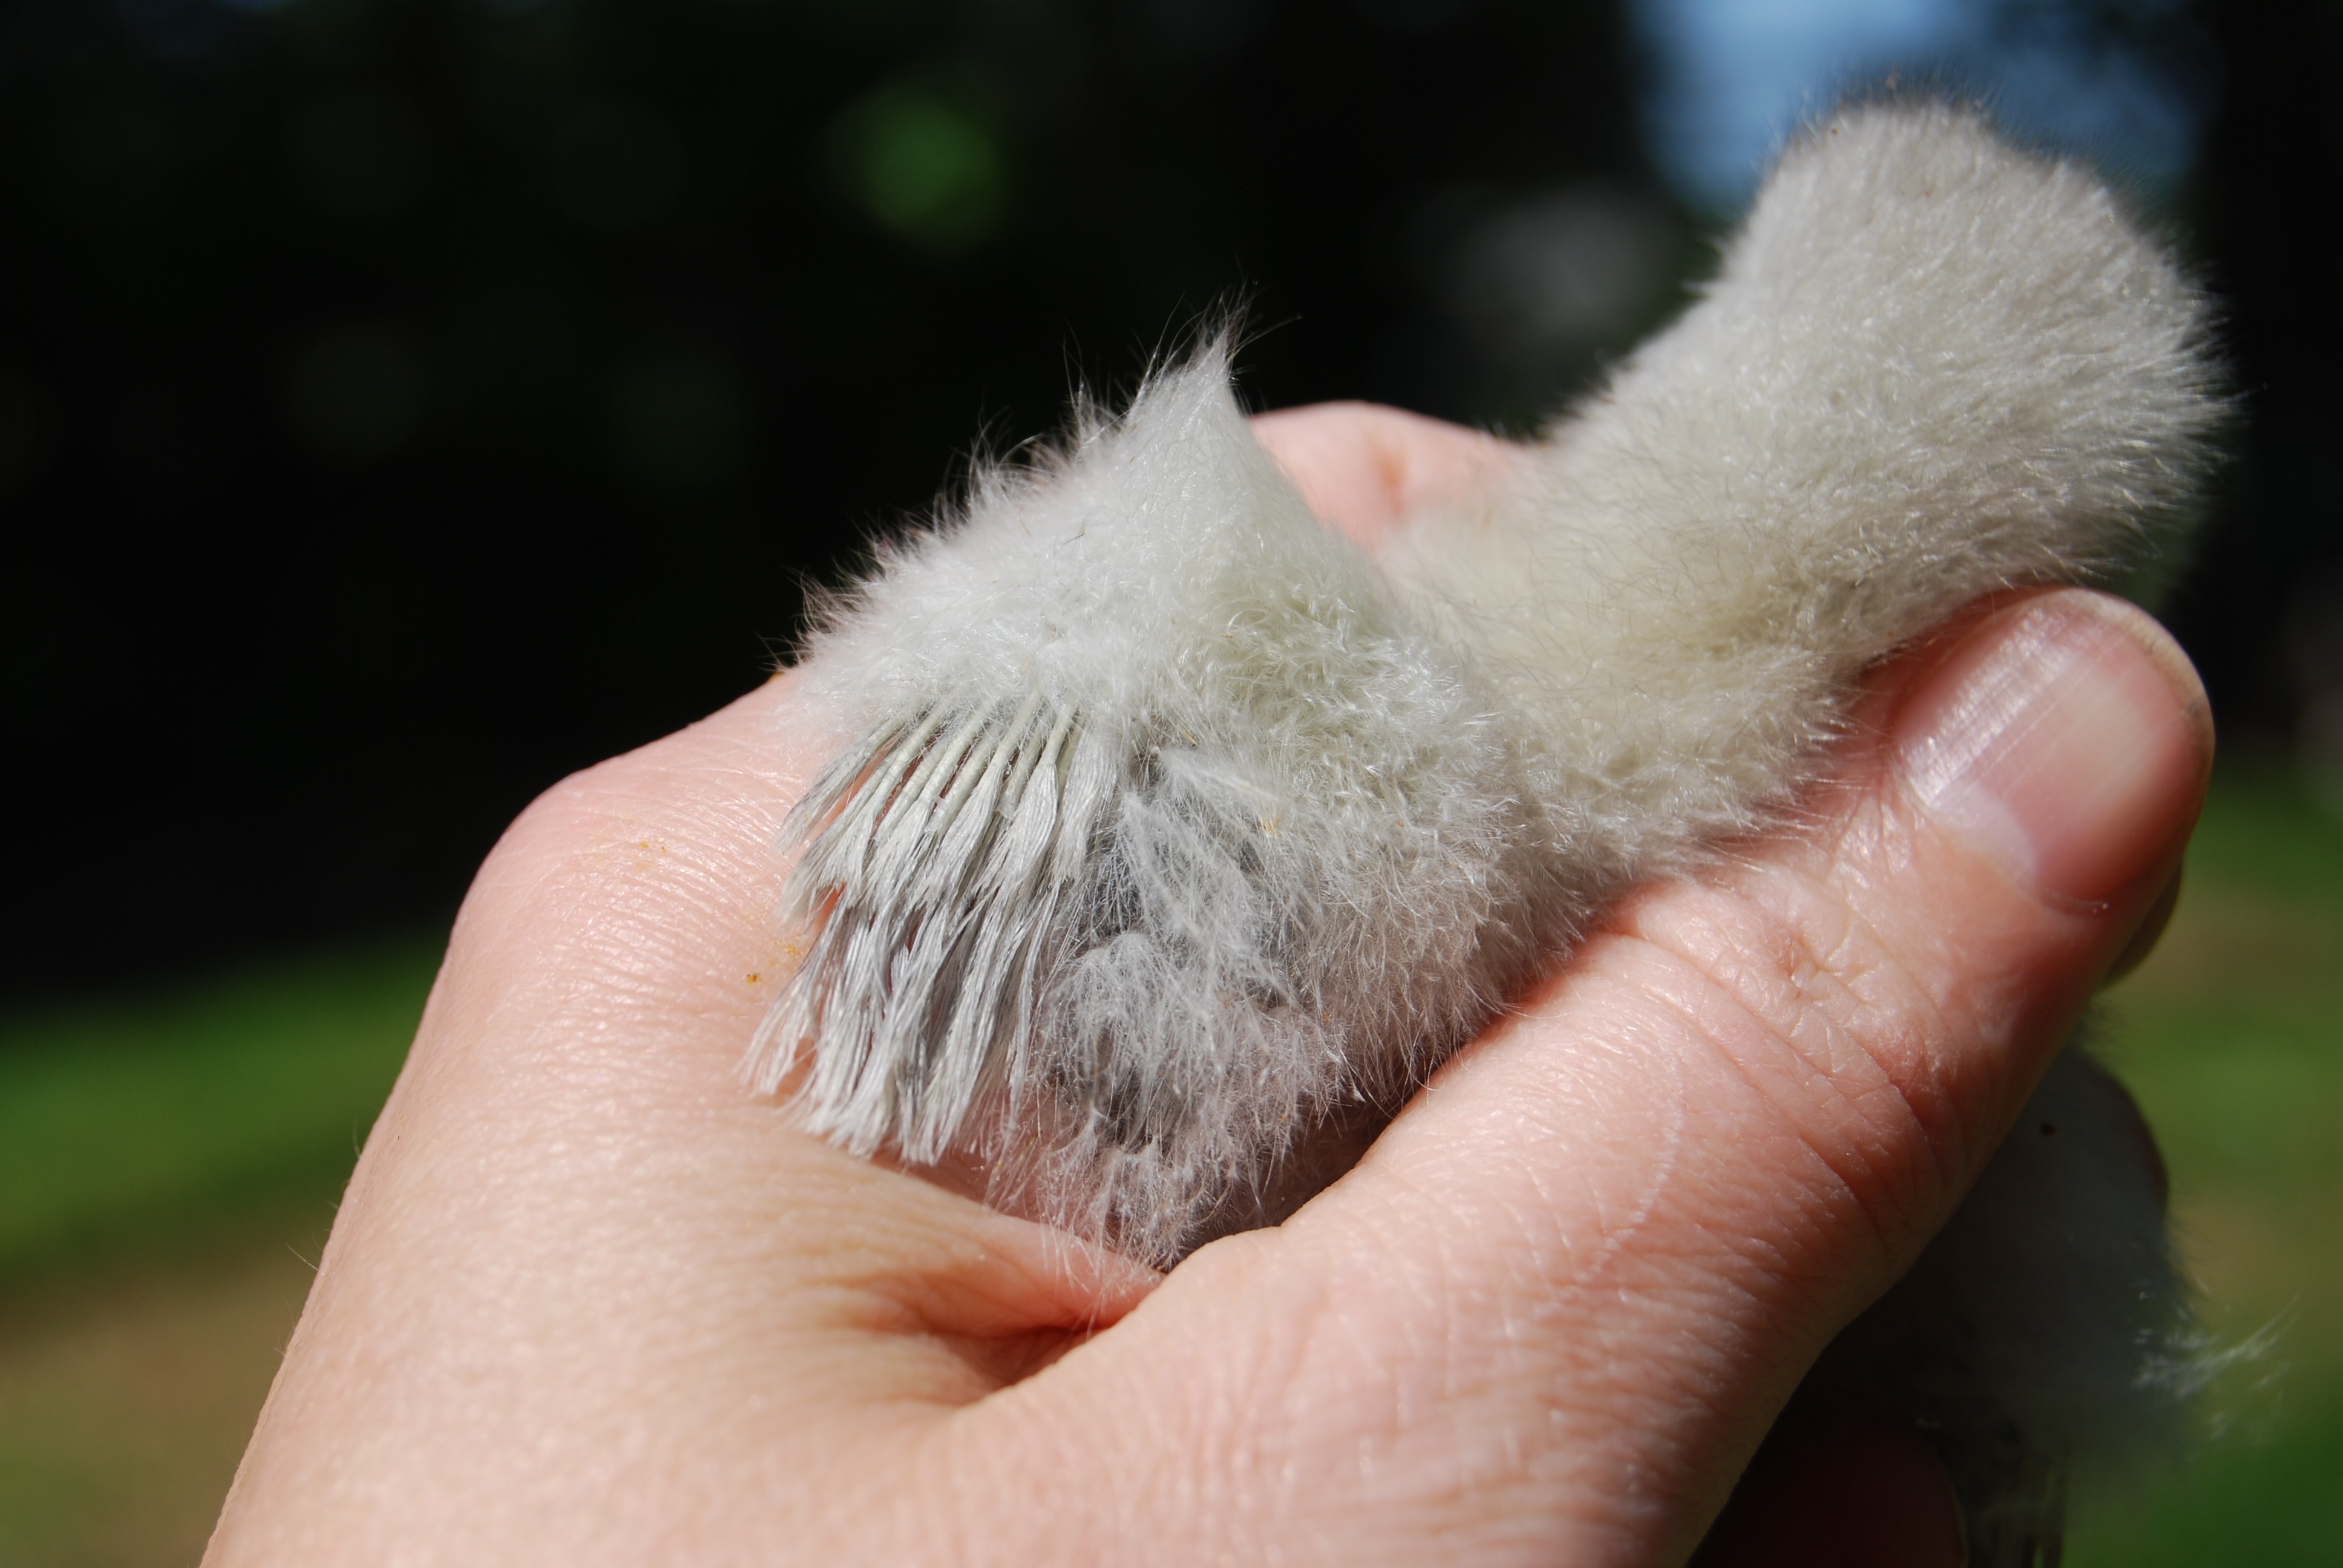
206,403,2211,1568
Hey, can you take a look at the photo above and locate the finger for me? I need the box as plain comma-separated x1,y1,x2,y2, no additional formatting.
978,588,2210,1564
2104,863,2184,984
1250,400,1522,549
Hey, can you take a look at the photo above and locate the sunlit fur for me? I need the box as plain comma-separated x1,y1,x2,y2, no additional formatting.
759,359,1543,1263
758,102,2221,1558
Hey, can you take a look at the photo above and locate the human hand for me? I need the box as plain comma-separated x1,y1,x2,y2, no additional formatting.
208,403,2209,1567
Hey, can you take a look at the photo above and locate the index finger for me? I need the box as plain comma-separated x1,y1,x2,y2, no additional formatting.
1251,401,1522,550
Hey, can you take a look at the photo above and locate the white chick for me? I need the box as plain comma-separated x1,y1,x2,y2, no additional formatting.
756,102,2221,1560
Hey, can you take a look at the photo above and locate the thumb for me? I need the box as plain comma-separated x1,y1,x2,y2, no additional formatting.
969,587,2210,1566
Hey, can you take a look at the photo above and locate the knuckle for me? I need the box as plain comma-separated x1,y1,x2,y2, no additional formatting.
1623,871,1962,1253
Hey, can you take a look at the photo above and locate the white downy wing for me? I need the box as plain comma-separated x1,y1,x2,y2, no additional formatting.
758,349,1538,1262
1382,102,2220,885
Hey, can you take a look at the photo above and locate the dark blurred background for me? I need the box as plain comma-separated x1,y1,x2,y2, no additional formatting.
2,0,2335,1002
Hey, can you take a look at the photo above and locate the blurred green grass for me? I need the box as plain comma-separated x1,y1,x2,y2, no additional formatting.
0,768,2338,1564
0,940,442,1280
0,937,439,1567
2069,763,2343,1565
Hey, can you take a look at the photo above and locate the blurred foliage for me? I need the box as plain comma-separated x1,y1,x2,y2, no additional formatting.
2,0,2334,1004
0,0,1678,1000
2103,760,2343,1214
2068,1391,2343,1567
2164,0,2343,772
0,937,437,1279
2065,760,2343,1564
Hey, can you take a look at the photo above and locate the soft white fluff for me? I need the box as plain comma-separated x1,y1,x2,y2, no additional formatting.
758,103,2220,1554
1383,100,2215,884
761,360,1544,1262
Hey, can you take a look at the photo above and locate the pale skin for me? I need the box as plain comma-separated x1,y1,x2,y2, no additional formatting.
208,403,2211,1567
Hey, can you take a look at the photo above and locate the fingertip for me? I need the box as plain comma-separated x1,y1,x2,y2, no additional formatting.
1893,588,2211,907
2103,863,2184,985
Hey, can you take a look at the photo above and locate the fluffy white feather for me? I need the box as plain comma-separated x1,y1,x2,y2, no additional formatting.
1386,102,2212,877
759,358,1542,1261
755,102,2221,1557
